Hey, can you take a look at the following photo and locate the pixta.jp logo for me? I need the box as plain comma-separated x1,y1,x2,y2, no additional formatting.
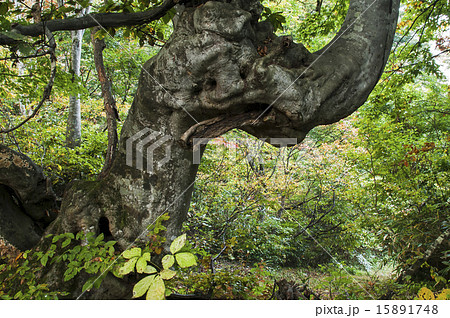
126,128,171,173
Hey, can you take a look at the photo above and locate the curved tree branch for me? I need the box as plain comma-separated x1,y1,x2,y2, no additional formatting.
233,0,400,143
145,0,400,146
312,0,400,119
0,0,176,46
180,110,266,146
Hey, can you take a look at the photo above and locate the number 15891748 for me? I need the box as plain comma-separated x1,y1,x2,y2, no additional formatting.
377,304,438,315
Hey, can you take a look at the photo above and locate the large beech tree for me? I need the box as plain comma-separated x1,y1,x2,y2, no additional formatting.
0,0,400,297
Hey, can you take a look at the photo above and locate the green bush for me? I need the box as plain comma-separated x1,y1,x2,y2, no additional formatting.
0,232,119,299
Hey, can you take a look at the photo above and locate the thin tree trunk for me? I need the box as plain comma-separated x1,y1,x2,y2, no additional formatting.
16,61,27,115
14,0,27,116
66,28,84,148
61,1,89,148
91,26,119,179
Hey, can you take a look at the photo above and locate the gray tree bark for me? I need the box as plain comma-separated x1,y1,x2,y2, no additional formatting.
0,145,57,250
65,29,84,148
66,5,89,148
17,60,28,116
13,0,27,116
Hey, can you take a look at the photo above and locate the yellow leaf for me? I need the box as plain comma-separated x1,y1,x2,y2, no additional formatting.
417,287,435,300
133,275,155,299
160,269,176,280
146,275,165,300
436,289,450,300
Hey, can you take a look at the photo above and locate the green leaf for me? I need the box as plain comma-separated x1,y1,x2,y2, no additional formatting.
146,275,165,300
79,0,91,8
160,269,176,280
72,245,81,254
63,267,78,281
123,247,141,259
161,8,176,24
95,233,104,244
143,265,157,274
175,252,196,268
82,278,95,292
40,254,49,267
161,254,174,269
170,234,186,254
93,274,105,289
86,232,96,244
133,275,155,298
105,241,116,248
136,256,148,274
119,257,138,275
112,265,124,278
161,9,176,24
61,238,71,248
141,252,151,262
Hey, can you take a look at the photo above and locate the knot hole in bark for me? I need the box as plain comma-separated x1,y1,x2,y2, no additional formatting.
204,78,217,91
98,216,113,240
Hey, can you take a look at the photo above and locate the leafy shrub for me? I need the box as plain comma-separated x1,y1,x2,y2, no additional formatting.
118,234,197,300
347,77,450,278
0,96,132,194
172,262,273,300
0,232,118,299
186,128,361,268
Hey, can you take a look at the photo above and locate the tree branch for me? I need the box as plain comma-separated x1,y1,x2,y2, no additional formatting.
385,48,450,73
0,0,176,46
180,111,267,147
91,26,119,179
293,191,336,238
